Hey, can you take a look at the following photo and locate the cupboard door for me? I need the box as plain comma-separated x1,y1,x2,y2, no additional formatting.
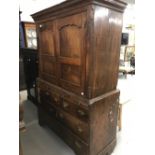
56,12,87,96
38,21,58,84
38,22,56,56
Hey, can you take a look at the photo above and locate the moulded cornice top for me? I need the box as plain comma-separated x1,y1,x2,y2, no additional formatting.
32,0,127,21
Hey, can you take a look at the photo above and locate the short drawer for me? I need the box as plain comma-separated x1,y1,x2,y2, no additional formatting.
60,98,89,123
40,101,57,117
56,109,89,143
40,88,60,107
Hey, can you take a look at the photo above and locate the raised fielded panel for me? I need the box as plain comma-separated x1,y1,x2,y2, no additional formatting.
60,26,82,58
38,21,56,56
40,55,57,84
61,64,81,86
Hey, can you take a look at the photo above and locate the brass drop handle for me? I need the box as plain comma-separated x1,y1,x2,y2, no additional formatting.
75,141,81,149
63,102,69,108
108,110,114,123
77,109,85,116
109,111,112,115
45,92,50,96
77,126,83,133
54,97,58,102
59,113,64,119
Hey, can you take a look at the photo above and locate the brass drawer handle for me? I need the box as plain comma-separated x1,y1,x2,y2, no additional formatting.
59,113,64,119
54,97,58,102
75,141,81,149
108,110,114,123
77,126,83,133
77,109,86,116
63,102,69,108
109,111,112,115
45,92,50,96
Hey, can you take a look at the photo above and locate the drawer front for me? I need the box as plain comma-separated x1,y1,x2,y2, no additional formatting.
39,97,57,117
39,107,89,155
56,109,89,143
39,83,60,107
61,98,89,123
40,90,60,106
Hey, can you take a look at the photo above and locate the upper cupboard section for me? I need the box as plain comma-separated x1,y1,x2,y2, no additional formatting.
37,12,87,95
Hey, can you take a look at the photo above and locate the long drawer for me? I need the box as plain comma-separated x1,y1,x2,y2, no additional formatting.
60,97,89,123
38,107,89,155
56,108,89,143
40,95,89,143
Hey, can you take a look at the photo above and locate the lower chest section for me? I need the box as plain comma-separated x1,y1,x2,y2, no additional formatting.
38,79,119,155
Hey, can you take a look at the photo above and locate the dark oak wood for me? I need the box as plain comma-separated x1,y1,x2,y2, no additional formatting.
32,1,126,98
32,0,126,155
37,79,119,155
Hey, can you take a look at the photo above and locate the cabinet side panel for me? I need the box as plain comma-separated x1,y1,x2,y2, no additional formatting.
92,6,123,97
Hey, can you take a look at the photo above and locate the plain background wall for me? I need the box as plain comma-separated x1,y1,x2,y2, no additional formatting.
19,0,66,22
19,0,135,25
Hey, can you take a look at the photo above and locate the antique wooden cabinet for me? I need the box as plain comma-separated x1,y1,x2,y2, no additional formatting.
32,0,126,155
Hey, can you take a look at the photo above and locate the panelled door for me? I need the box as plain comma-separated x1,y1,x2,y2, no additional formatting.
56,12,87,96
38,21,58,85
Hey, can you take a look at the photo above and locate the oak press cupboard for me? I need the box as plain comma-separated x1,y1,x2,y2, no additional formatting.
32,0,126,155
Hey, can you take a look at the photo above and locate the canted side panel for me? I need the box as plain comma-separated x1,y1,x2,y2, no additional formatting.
91,6,123,97
89,91,119,155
